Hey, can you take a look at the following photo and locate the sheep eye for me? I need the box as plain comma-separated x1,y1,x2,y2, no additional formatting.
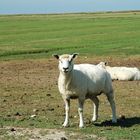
59,60,63,64
69,61,72,65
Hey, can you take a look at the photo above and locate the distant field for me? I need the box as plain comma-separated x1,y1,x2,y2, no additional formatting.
0,11,140,59
0,12,140,140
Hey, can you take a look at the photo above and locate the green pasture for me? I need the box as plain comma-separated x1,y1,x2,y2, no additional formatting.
0,11,140,140
0,11,140,59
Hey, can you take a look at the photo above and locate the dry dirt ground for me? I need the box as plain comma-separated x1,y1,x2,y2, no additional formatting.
0,126,98,140
0,56,140,140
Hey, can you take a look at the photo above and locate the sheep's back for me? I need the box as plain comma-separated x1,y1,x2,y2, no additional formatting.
73,64,112,94
106,66,139,80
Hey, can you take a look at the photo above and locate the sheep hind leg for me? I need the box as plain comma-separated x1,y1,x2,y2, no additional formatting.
107,93,117,123
91,97,99,122
63,99,70,127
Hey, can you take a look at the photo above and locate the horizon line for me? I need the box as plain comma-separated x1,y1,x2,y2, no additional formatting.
0,9,140,16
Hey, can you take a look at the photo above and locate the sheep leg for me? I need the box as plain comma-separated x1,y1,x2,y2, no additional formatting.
63,99,70,127
78,98,84,128
107,94,117,123
91,97,99,122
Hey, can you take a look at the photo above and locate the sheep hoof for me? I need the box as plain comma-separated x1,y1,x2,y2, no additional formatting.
62,124,69,128
79,125,84,128
92,118,97,122
112,119,117,123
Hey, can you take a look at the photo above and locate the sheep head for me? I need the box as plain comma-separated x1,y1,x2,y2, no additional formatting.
53,53,78,74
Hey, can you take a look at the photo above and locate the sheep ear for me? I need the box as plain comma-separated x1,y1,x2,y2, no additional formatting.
105,62,108,65
71,53,79,60
53,54,59,60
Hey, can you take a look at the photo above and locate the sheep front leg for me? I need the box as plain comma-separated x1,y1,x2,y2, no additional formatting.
78,98,84,128
63,99,70,127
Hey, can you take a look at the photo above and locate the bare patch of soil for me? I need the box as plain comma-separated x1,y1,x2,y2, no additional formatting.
0,127,97,140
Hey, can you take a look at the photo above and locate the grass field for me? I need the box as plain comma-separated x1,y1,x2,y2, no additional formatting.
0,11,140,59
0,11,140,140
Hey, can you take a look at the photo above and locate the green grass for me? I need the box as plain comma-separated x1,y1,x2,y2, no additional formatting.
0,11,140,140
0,11,140,60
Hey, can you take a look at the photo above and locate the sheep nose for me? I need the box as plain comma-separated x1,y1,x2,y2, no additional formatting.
63,67,68,71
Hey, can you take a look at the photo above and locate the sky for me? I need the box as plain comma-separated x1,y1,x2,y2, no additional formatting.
0,0,140,15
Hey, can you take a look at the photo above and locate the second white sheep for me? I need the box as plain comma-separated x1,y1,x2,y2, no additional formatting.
98,62,140,81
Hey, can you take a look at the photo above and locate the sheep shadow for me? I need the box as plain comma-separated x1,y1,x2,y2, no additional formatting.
94,117,140,128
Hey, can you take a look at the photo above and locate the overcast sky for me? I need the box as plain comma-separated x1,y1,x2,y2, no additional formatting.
0,0,140,15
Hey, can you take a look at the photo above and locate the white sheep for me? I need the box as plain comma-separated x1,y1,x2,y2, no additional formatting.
98,62,140,81
53,53,117,128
